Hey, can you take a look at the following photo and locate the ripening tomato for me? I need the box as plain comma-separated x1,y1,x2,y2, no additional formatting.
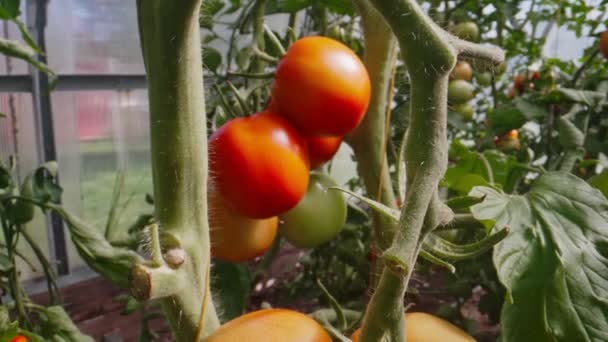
451,61,473,81
600,31,608,59
350,312,475,342
205,309,332,342
513,74,526,92
271,36,371,136
279,172,347,248
209,191,278,262
306,135,343,169
495,129,520,151
209,111,309,219
448,80,475,104
10,335,28,342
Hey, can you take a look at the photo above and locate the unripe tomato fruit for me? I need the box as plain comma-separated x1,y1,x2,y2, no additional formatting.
350,312,475,342
209,191,278,262
600,31,608,59
306,135,342,169
448,80,475,104
279,172,347,248
451,22,480,41
205,308,332,342
476,71,492,86
451,61,473,81
453,102,474,121
209,111,309,219
271,36,371,136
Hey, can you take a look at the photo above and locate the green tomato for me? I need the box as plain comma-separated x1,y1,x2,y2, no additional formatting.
453,102,474,121
451,22,480,41
476,71,492,87
448,80,475,105
279,172,347,248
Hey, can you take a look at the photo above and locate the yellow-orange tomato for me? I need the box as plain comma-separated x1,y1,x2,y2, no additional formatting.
271,36,371,136
350,312,475,342
451,61,473,81
10,335,28,342
600,31,608,59
209,191,278,262
209,111,310,219
306,135,343,169
204,309,332,342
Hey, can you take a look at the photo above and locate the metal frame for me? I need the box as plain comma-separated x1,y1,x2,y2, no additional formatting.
0,0,148,278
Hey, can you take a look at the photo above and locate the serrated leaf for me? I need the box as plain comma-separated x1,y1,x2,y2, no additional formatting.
211,260,251,322
470,172,608,342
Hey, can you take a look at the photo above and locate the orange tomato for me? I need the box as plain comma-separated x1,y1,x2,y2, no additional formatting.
205,309,332,342
209,111,309,218
209,191,278,262
350,312,475,342
10,335,28,342
451,61,473,81
271,36,371,136
306,135,343,169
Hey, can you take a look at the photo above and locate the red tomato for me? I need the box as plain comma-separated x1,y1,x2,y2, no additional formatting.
205,309,332,342
271,36,371,136
209,191,278,262
306,135,342,169
209,111,310,218
10,335,28,342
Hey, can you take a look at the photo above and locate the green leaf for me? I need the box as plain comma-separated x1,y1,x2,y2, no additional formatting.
543,88,606,110
31,161,62,204
211,260,251,323
470,172,608,342
589,169,608,199
39,306,95,342
203,47,222,73
513,97,548,119
0,0,20,19
488,105,526,136
266,0,310,14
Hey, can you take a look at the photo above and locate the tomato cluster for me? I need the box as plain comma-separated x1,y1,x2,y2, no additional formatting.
209,36,368,262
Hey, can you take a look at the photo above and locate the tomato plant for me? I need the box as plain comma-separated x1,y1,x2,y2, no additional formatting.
271,36,371,136
204,309,332,342
279,172,347,248
351,313,475,342
209,111,310,219
209,191,278,262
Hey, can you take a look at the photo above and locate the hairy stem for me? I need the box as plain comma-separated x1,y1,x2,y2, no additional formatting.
136,1,219,340
357,0,503,341
350,0,398,252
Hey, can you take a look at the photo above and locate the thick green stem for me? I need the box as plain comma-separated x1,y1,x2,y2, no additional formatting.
251,0,267,111
349,0,398,252
136,1,219,340
356,0,502,341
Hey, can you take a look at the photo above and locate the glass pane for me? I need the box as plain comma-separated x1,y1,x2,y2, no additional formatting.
0,93,53,282
46,0,145,74
51,90,153,270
